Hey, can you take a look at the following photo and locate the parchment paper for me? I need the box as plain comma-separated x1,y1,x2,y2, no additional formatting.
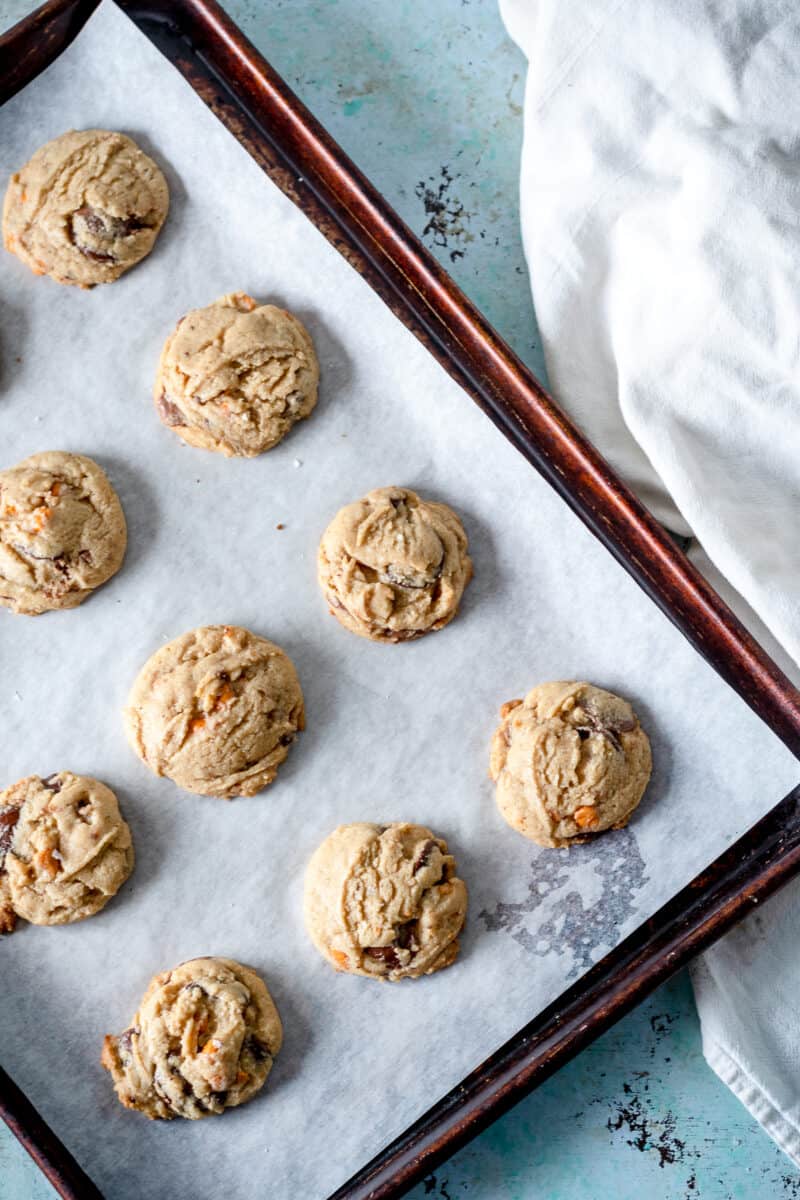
0,6,796,1197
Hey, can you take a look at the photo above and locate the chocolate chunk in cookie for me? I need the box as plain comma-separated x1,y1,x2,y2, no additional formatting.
101,957,282,1119
489,681,652,847
124,625,304,799
3,130,169,287
304,822,468,980
154,293,318,457
0,451,127,615
0,772,134,930
318,487,472,643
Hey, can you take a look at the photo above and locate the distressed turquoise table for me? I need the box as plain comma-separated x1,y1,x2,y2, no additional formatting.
1,1,797,1197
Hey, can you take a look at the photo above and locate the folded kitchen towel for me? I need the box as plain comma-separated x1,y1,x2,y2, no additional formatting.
499,0,800,1164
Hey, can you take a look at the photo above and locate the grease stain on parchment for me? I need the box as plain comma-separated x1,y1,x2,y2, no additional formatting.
477,828,649,977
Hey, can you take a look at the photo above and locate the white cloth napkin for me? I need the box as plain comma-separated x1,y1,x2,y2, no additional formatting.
498,0,800,1165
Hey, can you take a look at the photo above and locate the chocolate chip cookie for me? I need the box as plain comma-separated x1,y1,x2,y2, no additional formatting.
124,625,304,799
489,681,652,848
0,451,127,615
318,487,472,642
101,957,282,1120
3,130,169,287
0,772,134,933
304,822,468,981
154,292,319,456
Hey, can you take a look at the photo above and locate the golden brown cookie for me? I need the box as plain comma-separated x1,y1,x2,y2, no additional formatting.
0,772,134,933
489,681,652,848
0,791,23,934
3,130,168,287
124,625,305,799
154,292,319,456
304,822,468,980
317,487,472,642
0,451,127,615
101,957,283,1120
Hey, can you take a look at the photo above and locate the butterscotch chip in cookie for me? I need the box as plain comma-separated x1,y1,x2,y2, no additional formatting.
304,822,468,981
124,625,304,799
0,451,126,615
101,957,283,1120
0,772,134,932
317,486,472,643
489,681,652,848
154,292,319,457
3,130,168,287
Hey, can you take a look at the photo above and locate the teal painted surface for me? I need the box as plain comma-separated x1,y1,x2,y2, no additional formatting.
0,1,797,1197
410,973,800,1200
226,0,543,377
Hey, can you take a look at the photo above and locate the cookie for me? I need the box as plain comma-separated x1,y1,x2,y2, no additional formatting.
304,822,468,980
154,292,319,457
489,681,652,848
0,451,127,615
0,772,134,933
318,487,472,643
101,957,282,1120
124,625,304,799
3,130,168,287
0,791,23,934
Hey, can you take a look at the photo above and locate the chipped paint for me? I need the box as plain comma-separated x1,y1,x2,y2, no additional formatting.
415,165,475,262
423,1177,454,1198
607,1086,694,1170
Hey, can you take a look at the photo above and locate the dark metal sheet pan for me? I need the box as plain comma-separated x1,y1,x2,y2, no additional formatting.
1,1,798,1196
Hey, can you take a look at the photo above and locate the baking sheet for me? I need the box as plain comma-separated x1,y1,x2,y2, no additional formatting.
0,4,797,1197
